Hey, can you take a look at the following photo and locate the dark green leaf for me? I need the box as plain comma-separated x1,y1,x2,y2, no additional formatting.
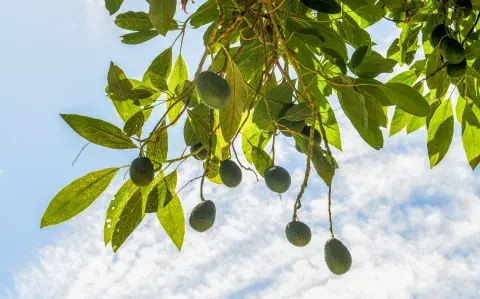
115,11,153,31
61,114,137,149
105,0,124,15
121,30,159,45
147,120,168,168
380,83,430,116
284,103,312,121
350,51,397,79
187,105,214,149
427,100,454,168
129,86,155,100
41,168,119,228
143,48,173,83
311,145,335,186
108,62,133,102
267,81,295,104
123,109,148,137
149,0,176,36
350,45,369,69
190,0,218,28
251,146,273,177
149,73,169,91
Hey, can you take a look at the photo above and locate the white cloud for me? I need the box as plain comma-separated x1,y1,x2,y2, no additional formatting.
6,113,480,299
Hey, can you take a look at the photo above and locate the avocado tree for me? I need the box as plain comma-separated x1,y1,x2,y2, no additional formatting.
40,0,480,275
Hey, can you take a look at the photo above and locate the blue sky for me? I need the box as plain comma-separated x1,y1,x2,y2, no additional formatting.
1,0,479,298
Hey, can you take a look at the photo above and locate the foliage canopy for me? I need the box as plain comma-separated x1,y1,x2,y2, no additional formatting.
41,0,480,275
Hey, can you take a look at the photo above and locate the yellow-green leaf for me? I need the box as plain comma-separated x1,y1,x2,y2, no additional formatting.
167,55,188,125
112,188,144,252
41,168,120,228
461,101,480,170
220,61,247,142
146,120,168,168
427,100,454,168
149,0,176,36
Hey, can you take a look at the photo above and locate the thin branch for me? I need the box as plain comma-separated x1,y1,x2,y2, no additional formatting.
178,175,203,194
328,185,334,237
72,142,91,166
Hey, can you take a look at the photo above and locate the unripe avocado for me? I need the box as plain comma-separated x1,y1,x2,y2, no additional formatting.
264,166,291,193
301,126,322,143
278,118,305,137
447,59,467,78
456,0,472,18
219,159,242,188
130,157,155,187
430,24,449,48
189,200,216,232
196,71,231,109
300,0,341,14
190,143,208,160
285,221,312,247
324,237,352,275
442,37,466,64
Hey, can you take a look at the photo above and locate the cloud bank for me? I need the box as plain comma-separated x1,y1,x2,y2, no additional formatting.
6,115,480,299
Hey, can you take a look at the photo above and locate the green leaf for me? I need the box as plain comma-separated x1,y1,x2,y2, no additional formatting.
108,62,133,102
104,179,139,245
387,70,419,86
335,14,371,49
61,114,137,149
123,109,147,137
149,73,169,91
380,83,430,116
406,115,426,134
350,51,397,79
190,0,218,28
426,47,449,99
167,55,188,125
187,105,214,149
266,81,294,104
121,30,159,45
242,120,271,163
465,41,480,60
112,188,144,252
252,98,286,132
157,171,184,250
338,85,368,129
129,86,155,100
105,0,124,15
284,103,312,121
220,60,248,142
389,107,412,136
461,101,480,170
350,45,369,69
427,100,454,168
143,48,173,83
251,146,273,177
115,11,153,31
311,144,335,186
146,120,168,168
41,168,119,228
149,0,176,36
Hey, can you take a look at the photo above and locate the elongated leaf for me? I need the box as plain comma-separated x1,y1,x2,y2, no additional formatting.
251,146,273,176
167,55,188,125
112,189,144,251
426,47,449,99
242,120,271,163
311,145,335,186
115,11,153,31
350,51,397,78
61,114,137,149
406,115,426,134
284,103,311,121
267,81,295,104
380,83,430,116
41,168,119,228
390,107,412,136
121,30,159,45
149,0,176,36
187,108,214,148
104,179,139,245
105,0,124,15
157,171,184,250
123,108,151,137
147,120,168,168
190,0,218,28
461,102,480,170
108,62,132,102
143,48,173,83
338,87,368,129
220,61,247,142
427,100,454,168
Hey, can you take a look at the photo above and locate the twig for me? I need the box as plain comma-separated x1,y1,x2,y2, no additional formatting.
328,185,334,237
178,175,203,194
72,142,91,166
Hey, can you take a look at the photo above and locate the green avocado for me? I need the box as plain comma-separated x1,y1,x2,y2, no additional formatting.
285,221,312,247
130,157,155,187
219,159,242,188
300,0,341,14
190,143,208,160
196,71,231,109
278,118,305,137
324,237,352,275
264,166,291,193
447,59,467,78
456,0,472,18
189,200,216,232
442,37,466,64
430,24,449,48
301,126,322,143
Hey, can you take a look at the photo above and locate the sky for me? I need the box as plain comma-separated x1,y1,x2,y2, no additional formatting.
0,0,479,298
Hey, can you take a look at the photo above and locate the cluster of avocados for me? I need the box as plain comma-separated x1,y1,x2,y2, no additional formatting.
128,67,352,274
430,0,473,78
